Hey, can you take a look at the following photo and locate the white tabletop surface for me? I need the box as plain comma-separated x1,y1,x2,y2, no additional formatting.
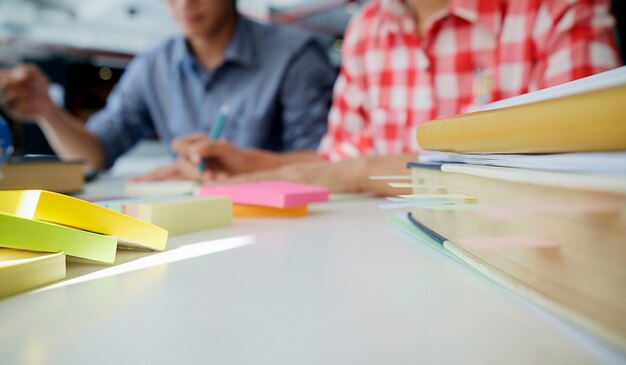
0,142,623,365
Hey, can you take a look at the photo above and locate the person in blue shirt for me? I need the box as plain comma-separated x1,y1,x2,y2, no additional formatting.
0,0,336,176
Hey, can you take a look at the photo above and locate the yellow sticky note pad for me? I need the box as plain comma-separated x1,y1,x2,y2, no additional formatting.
0,249,66,298
123,196,232,236
233,204,308,218
424,204,488,211
0,211,117,263
0,190,166,252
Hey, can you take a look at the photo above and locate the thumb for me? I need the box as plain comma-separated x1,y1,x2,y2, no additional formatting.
12,64,39,82
172,132,209,154
191,141,231,163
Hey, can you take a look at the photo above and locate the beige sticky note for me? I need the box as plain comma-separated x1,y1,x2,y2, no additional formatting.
387,183,448,189
424,204,488,211
124,196,232,236
398,193,476,201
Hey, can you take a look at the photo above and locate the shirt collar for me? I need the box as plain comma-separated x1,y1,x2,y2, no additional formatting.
447,0,503,35
223,16,257,68
378,0,414,34
173,16,257,72
378,0,503,36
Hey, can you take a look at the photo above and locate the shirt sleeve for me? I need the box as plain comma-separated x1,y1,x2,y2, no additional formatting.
278,40,336,151
86,55,154,168
530,0,621,90
317,6,375,161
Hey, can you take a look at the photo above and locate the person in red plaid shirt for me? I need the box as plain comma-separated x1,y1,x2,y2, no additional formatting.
163,0,620,194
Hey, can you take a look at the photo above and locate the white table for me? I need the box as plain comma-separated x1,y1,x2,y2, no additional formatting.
0,142,623,364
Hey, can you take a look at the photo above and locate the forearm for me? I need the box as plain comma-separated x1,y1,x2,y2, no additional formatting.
249,148,323,171
37,106,107,171
279,152,417,194
211,152,417,194
355,152,417,195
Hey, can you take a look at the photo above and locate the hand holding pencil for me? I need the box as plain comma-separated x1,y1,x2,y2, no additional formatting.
140,103,288,182
168,104,265,181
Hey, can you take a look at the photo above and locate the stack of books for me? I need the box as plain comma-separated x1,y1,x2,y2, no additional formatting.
0,190,168,298
383,68,626,351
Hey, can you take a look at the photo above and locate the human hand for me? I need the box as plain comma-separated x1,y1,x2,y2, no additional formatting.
129,154,227,182
172,133,280,181
0,64,56,121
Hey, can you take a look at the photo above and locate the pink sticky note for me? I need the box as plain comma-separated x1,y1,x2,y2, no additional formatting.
199,181,329,208
457,236,558,251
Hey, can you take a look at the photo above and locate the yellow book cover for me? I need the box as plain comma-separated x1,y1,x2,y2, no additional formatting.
0,248,66,298
0,211,117,263
416,85,626,153
0,190,168,251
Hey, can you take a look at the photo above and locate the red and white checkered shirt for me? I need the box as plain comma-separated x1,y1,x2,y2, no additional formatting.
318,0,621,160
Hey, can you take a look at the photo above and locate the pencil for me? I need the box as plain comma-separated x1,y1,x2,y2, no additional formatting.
198,104,230,174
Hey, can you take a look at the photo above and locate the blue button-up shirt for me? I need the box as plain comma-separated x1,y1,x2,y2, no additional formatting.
87,17,336,168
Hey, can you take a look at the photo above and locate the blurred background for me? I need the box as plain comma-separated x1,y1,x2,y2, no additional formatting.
0,0,623,155
0,0,366,155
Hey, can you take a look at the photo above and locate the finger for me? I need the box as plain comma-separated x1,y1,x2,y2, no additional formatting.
2,99,35,118
178,152,203,176
14,64,46,82
134,169,184,182
3,98,39,117
200,169,229,184
215,171,229,181
0,65,33,85
190,141,233,164
10,66,30,81
0,69,10,84
207,170,271,185
1,75,29,89
131,164,180,182
200,169,217,182
1,88,32,105
176,156,201,181
190,145,212,164
171,132,209,154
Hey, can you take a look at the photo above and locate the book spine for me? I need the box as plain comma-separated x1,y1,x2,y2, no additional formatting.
416,85,626,153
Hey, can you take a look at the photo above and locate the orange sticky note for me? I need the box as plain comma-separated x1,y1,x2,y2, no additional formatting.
233,204,308,217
